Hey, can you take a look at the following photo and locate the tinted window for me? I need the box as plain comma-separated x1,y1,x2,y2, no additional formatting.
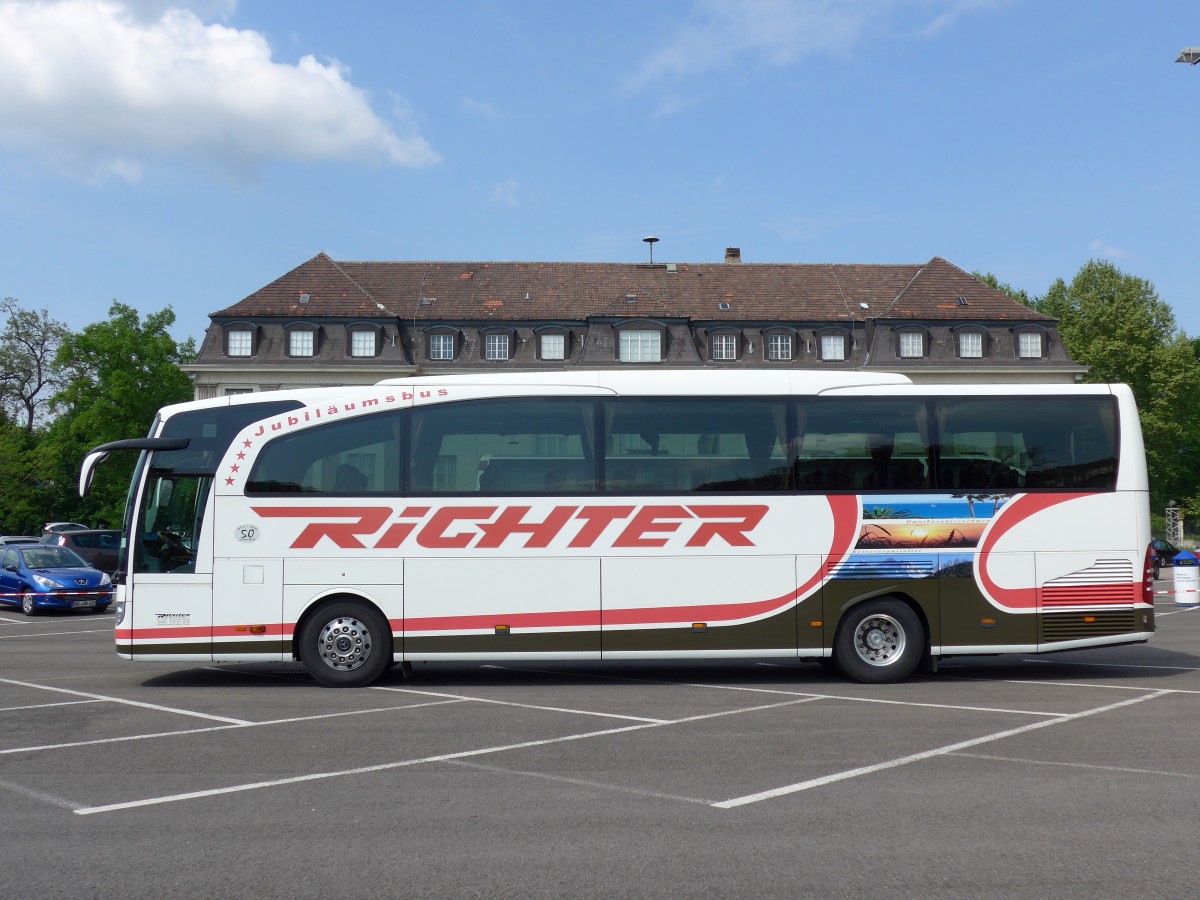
938,396,1116,490
795,398,930,491
410,398,596,494
155,400,303,475
247,411,403,494
604,398,790,492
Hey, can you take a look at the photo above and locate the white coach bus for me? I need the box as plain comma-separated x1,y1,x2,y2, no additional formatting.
80,370,1154,687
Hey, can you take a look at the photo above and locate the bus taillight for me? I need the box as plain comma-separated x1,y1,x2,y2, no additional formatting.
1144,544,1156,606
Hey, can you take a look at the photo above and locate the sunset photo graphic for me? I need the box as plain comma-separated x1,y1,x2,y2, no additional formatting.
855,494,1011,551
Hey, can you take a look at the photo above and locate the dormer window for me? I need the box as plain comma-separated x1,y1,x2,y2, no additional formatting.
615,322,666,363
540,333,565,360
815,327,851,362
484,333,510,361
287,326,319,358
707,328,741,362
290,331,314,357
958,331,982,358
1018,331,1043,358
821,334,846,360
760,327,796,362
894,327,930,359
225,327,254,357
426,328,458,361
349,329,378,358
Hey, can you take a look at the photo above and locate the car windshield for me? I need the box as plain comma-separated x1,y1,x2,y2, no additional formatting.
21,547,88,569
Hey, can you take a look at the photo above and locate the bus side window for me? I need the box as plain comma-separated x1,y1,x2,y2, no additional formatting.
410,397,597,495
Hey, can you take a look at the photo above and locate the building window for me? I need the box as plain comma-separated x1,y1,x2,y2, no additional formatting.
540,333,566,360
350,330,376,357
429,333,455,360
958,331,983,358
820,334,846,361
289,330,314,357
766,334,793,361
1018,332,1043,358
227,329,253,357
711,333,737,361
619,329,661,363
898,332,924,358
484,333,510,361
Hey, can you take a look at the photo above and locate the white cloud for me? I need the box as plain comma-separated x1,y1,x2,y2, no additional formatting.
0,0,440,183
626,0,1008,91
1089,239,1127,259
491,177,521,206
461,97,499,119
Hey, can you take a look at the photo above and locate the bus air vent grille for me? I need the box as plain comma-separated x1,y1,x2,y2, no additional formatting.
1040,610,1137,643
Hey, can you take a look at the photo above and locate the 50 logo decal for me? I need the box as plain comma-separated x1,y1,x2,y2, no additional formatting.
249,504,770,551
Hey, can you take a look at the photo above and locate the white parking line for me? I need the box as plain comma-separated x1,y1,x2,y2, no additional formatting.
73,722,660,815
0,677,253,725
710,690,1171,808
72,697,821,815
490,664,1067,717
371,685,671,723
0,615,27,624
448,759,712,806
0,629,112,639
0,777,85,811
951,751,1200,780
0,699,105,713
0,699,464,756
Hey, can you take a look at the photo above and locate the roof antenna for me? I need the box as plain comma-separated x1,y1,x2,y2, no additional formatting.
643,235,659,264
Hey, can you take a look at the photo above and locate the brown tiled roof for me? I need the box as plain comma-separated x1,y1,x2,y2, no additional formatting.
213,253,1053,324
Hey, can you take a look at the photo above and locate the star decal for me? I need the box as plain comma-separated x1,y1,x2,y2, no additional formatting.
236,451,246,460
230,464,240,473
242,439,253,448
224,477,235,486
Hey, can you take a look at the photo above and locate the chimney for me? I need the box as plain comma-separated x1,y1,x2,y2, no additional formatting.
724,247,742,264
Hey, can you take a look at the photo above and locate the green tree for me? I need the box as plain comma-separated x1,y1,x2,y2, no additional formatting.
1039,260,1200,513
45,302,197,526
0,297,68,432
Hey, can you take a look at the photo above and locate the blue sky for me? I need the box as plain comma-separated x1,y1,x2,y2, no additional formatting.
1,0,1198,345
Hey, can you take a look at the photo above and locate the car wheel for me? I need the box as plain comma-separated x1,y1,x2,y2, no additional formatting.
1153,562,1161,580
21,591,38,616
298,600,393,688
834,597,924,684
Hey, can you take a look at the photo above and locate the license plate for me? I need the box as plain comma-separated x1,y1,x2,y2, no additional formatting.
73,599,96,608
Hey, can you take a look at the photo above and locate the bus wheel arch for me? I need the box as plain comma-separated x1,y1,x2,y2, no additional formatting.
832,595,926,684
294,594,395,688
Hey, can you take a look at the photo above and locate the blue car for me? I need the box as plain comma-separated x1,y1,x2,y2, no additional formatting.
0,544,113,616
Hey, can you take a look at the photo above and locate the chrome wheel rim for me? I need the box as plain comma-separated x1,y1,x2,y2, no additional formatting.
852,613,906,667
315,616,374,672
21,593,35,614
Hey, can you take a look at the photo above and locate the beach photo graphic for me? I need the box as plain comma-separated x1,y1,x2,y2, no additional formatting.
856,493,1013,551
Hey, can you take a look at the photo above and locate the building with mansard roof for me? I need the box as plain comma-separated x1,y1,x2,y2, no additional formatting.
182,250,1082,397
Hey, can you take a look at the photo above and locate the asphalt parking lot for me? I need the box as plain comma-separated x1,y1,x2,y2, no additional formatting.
2,585,1198,899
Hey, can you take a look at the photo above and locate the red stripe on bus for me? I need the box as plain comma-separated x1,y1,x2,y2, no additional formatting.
117,496,864,641
976,493,1089,611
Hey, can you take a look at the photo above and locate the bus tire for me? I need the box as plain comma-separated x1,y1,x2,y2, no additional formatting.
298,600,393,688
834,598,923,684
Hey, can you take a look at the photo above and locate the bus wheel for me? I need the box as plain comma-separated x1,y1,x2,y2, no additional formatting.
299,601,393,688
834,598,923,684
